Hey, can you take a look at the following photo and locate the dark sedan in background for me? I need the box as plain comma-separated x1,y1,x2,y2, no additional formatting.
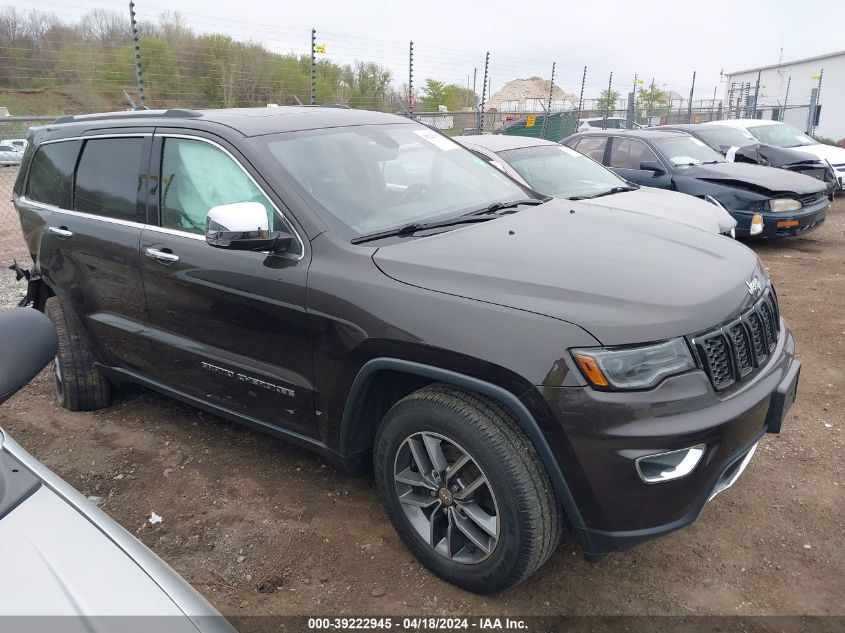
659,123,838,198
562,129,829,238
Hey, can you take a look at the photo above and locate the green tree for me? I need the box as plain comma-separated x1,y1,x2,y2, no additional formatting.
596,88,620,112
636,81,669,121
420,79,447,110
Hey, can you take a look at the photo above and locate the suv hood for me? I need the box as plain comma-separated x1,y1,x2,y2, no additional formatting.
682,162,827,195
578,187,736,233
373,200,762,345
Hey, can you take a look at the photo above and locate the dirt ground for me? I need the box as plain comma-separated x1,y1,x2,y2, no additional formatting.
0,199,843,622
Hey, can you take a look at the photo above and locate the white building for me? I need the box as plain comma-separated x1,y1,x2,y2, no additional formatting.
725,50,845,141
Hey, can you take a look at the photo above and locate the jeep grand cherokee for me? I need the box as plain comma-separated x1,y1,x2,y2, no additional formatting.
12,107,800,594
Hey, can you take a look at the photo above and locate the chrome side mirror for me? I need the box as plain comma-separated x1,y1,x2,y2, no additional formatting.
205,202,291,253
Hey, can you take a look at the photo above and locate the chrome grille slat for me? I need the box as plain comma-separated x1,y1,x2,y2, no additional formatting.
690,287,780,391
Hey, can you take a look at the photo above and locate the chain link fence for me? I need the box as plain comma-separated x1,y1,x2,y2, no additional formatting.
0,117,49,266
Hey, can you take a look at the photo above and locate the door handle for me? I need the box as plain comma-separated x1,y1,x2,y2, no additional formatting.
46,226,73,239
144,247,180,264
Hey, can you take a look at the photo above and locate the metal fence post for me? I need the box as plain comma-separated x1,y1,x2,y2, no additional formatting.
479,52,489,133
630,73,638,125
310,28,316,105
781,75,791,121
128,1,145,107
575,66,586,130
408,41,414,116
687,71,696,123
752,69,761,118
806,87,818,136
603,71,613,129
540,61,555,139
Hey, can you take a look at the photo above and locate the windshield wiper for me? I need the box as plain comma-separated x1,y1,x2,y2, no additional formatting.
351,215,499,245
465,197,549,216
569,185,638,200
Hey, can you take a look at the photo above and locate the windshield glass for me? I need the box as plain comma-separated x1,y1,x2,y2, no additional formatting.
695,127,757,149
253,123,528,238
652,136,725,166
498,144,627,198
748,123,817,148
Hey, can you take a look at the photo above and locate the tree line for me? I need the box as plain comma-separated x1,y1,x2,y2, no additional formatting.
0,8,475,114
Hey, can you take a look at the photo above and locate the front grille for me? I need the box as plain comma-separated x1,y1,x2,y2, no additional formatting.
787,166,826,181
798,192,826,207
690,286,781,391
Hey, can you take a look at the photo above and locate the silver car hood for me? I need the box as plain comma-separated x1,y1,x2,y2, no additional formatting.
0,429,233,630
575,186,737,234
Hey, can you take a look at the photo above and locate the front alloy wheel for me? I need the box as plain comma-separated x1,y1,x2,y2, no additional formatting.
394,432,499,564
374,384,563,594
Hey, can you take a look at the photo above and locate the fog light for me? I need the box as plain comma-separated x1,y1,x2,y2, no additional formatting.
635,445,706,483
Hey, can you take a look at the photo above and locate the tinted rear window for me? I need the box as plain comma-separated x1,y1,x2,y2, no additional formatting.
74,138,144,221
25,141,81,208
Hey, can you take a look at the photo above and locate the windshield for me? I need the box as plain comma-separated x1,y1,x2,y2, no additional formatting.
652,136,725,166
253,123,529,238
748,123,817,148
498,144,628,199
695,127,757,150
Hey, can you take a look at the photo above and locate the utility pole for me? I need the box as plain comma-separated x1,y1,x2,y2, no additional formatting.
631,73,638,124
128,1,145,108
408,40,414,116
540,61,555,139
310,28,316,105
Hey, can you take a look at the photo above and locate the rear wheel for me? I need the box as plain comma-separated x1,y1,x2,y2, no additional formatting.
374,384,563,593
45,297,111,411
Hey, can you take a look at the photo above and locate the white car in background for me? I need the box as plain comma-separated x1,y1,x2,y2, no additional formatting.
577,117,643,133
705,119,845,191
0,141,23,167
454,135,737,236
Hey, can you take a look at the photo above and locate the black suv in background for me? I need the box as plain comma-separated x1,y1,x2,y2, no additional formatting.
13,108,800,593
563,128,829,238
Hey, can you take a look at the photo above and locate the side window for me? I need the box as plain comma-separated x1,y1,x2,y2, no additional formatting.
609,139,658,170
573,137,608,163
160,138,275,235
74,138,144,221
25,141,82,208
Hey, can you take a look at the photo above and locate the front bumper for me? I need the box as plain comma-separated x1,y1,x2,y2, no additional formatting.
733,199,829,238
534,319,798,558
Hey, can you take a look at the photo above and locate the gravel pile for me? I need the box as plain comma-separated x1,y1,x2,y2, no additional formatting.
0,266,26,312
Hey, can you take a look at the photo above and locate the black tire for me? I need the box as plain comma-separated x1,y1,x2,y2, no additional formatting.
374,384,563,593
45,296,112,411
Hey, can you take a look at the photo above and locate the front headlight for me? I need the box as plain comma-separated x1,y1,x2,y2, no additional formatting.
768,198,801,212
571,338,696,390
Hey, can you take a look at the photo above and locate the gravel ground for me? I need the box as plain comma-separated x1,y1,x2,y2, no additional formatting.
0,197,843,625
0,266,26,310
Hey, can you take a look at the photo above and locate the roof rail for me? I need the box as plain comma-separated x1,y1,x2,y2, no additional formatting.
53,108,202,125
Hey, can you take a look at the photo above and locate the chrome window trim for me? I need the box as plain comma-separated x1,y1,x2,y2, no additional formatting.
39,133,152,145
19,196,145,230
156,133,306,259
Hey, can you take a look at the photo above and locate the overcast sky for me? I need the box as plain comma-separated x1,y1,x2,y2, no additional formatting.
10,0,845,100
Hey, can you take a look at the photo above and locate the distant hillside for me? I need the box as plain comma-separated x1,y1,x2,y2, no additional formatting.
0,7,402,115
